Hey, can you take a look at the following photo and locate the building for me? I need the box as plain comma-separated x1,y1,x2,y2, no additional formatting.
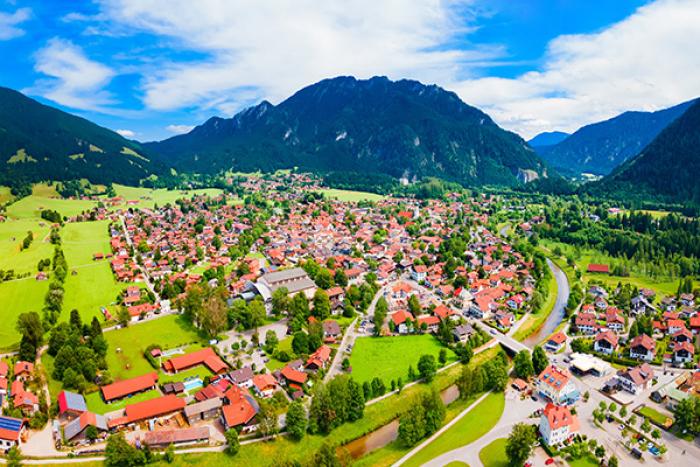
101,372,158,403
535,365,579,405
411,265,427,282
587,264,609,274
162,347,228,375
0,416,24,449
539,403,580,446
252,374,277,398
184,398,222,424
143,426,210,448
629,334,656,361
57,390,87,419
221,386,260,432
63,411,108,442
253,268,316,302
452,324,474,343
108,395,186,428
306,345,332,371
616,364,654,394
594,330,618,355
544,332,567,352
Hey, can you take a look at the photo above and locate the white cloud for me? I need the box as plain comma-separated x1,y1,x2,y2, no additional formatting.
0,7,31,40
450,0,700,138
30,38,116,111
165,124,194,134
96,0,490,113
116,129,135,138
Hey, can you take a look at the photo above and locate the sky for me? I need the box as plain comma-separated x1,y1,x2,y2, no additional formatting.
0,0,699,141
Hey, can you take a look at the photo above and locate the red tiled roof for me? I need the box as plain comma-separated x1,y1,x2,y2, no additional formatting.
543,403,579,432
111,395,185,427
222,399,257,428
587,264,609,273
281,365,308,384
100,372,158,402
162,347,227,374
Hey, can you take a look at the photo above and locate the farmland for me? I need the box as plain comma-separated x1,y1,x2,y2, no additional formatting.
317,188,386,203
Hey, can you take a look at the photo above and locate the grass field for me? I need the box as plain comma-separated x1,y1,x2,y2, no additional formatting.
266,336,294,371
110,184,224,209
85,388,162,415
104,314,207,381
318,188,385,203
637,405,673,427
403,391,506,467
540,239,681,297
6,194,96,220
0,279,48,348
567,455,599,467
512,270,558,341
479,438,508,467
349,335,456,385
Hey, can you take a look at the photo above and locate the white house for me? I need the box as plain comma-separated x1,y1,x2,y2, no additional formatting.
539,403,579,446
535,365,579,405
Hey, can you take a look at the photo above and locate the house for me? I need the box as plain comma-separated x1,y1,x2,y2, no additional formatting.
452,324,474,343
252,374,277,398
280,365,308,387
411,265,428,282
184,398,223,424
57,390,87,419
391,310,413,334
506,294,525,310
629,334,656,361
680,293,695,307
630,296,646,315
416,315,440,333
539,403,580,446
221,386,260,432
13,361,34,381
322,320,342,341
535,365,579,405
495,311,514,330
574,313,597,335
144,426,210,448
544,332,567,352
667,319,686,335
672,341,695,364
0,416,24,449
433,304,460,322
229,367,254,389
12,381,38,415
108,395,186,428
63,411,108,442
594,330,619,355
616,364,654,394
254,268,316,302
101,372,159,403
672,328,693,344
605,309,625,333
587,264,609,274
306,345,332,371
162,347,228,375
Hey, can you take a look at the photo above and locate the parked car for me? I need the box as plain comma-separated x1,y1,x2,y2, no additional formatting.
545,459,555,465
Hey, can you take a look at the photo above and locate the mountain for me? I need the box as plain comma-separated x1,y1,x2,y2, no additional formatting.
596,99,700,204
146,76,547,186
0,87,158,186
528,131,569,148
539,99,696,176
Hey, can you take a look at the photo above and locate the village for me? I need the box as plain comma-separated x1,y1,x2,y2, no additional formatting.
0,173,698,467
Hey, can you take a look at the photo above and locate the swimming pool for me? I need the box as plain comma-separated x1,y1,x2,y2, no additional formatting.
183,377,203,392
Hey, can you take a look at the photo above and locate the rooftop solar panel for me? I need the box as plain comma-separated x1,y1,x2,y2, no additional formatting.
0,417,22,432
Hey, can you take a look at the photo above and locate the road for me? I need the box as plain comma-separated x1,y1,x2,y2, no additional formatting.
471,320,530,354
119,214,160,302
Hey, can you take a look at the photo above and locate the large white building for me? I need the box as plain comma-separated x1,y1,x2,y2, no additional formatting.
535,365,580,405
539,403,579,446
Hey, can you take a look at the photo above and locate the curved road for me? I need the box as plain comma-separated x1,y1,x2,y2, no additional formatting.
522,258,570,348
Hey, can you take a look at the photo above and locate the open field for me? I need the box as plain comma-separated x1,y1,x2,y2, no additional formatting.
104,314,207,381
349,335,456,385
318,188,385,203
540,239,681,297
6,194,96,220
85,388,162,415
403,391,506,467
0,279,47,348
479,438,508,467
110,184,224,209
0,217,53,274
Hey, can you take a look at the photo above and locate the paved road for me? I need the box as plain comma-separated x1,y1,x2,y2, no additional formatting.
119,214,160,302
471,320,530,354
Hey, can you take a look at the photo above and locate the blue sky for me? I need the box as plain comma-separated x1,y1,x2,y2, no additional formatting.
1,0,698,141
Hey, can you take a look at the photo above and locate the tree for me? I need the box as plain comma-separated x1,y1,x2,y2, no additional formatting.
506,423,536,466
398,404,426,446
200,288,228,337
286,401,307,440
257,400,279,437
513,350,534,379
271,287,290,315
313,289,331,320
531,346,548,375
620,406,628,418
6,446,22,467
422,389,446,435
16,311,43,359
292,332,309,355
224,429,240,456
408,295,422,315
417,354,437,382
264,330,279,353
312,441,344,467
608,456,619,467
438,348,447,365
347,378,365,421
289,292,310,320
105,433,146,466
85,425,98,442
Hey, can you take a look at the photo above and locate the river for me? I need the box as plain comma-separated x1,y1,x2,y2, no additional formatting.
343,383,462,458
522,258,570,348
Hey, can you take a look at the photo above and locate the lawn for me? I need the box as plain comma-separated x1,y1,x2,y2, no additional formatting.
104,314,207,381
318,188,385,203
266,336,295,371
85,388,162,415
567,455,599,467
637,405,673,427
0,278,48,348
349,335,456,385
479,438,508,467
402,391,506,467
